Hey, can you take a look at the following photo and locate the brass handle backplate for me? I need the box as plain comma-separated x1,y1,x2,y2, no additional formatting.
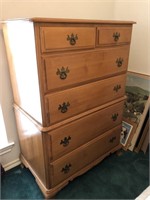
58,102,70,113
109,136,116,143
60,136,71,147
112,113,118,121
113,32,120,41
116,58,124,67
56,66,70,80
113,84,121,92
67,33,78,45
61,164,72,174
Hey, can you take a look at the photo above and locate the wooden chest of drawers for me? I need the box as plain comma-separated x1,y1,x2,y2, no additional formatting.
3,18,135,198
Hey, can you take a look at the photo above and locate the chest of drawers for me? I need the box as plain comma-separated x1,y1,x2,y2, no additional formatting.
3,18,135,198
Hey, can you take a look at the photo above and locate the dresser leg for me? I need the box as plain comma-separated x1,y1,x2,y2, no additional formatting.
44,194,56,199
115,149,123,156
20,163,25,169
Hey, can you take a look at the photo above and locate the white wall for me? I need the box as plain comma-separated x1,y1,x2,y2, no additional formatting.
0,26,20,167
1,1,115,20
0,0,115,167
113,0,150,75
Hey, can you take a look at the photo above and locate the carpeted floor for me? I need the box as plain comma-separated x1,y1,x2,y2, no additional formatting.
1,149,149,199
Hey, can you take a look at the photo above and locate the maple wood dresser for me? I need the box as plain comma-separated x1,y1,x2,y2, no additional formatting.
3,18,135,198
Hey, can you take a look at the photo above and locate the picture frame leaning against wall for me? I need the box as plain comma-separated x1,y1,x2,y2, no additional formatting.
122,71,150,151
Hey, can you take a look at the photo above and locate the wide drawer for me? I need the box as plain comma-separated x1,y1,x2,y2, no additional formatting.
40,27,96,53
43,45,129,92
49,100,124,160
50,125,121,186
45,74,126,125
97,26,132,46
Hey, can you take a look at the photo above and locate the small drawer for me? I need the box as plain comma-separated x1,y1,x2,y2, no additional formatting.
43,45,129,92
40,27,96,52
50,125,121,186
49,100,124,160
45,74,126,125
97,26,132,46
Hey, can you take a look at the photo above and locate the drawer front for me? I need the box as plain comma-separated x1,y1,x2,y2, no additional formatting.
97,26,132,46
43,46,129,92
50,125,121,186
45,74,126,124
49,100,124,160
40,27,96,52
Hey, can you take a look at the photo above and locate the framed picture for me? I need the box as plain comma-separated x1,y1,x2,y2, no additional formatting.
121,118,138,150
134,111,149,153
121,121,133,146
123,71,150,151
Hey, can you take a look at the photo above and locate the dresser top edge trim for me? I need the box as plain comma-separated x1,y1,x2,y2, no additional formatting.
1,17,136,25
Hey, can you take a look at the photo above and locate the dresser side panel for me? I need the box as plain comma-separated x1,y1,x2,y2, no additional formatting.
14,107,48,188
3,21,42,124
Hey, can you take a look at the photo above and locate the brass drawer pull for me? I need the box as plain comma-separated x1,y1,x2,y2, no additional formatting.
116,58,124,67
113,84,121,92
60,136,71,147
113,32,120,41
58,102,70,113
67,33,78,45
56,67,70,80
109,136,116,143
61,164,72,174
112,113,118,121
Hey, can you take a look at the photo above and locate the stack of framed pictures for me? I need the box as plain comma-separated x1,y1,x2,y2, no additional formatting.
134,111,149,153
120,71,150,151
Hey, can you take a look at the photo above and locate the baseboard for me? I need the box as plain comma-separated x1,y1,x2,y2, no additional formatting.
135,186,150,200
3,158,21,171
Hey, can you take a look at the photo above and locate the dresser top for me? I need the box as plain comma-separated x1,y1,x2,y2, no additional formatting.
3,17,136,25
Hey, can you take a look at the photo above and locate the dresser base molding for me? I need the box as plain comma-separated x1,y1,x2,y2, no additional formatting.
20,144,121,199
